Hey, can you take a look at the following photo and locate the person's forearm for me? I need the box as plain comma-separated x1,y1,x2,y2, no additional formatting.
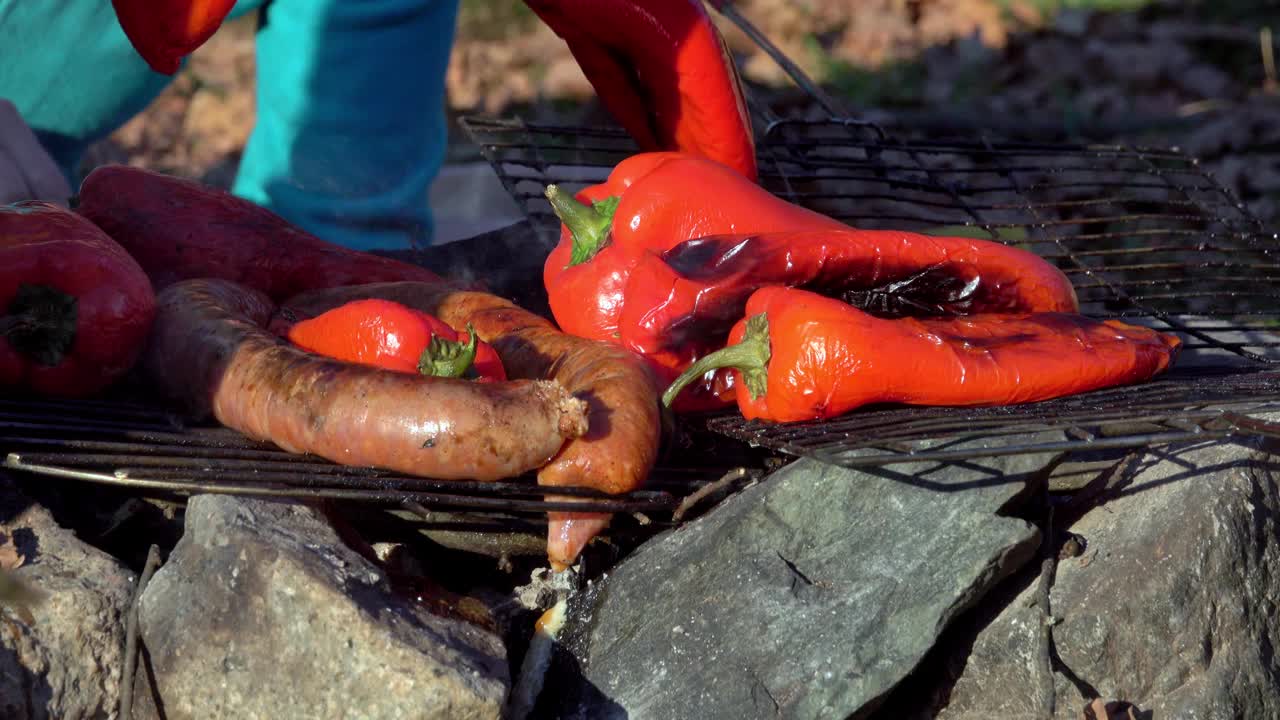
232,0,461,252
0,99,73,205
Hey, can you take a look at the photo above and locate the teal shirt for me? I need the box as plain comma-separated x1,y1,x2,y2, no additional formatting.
0,0,459,251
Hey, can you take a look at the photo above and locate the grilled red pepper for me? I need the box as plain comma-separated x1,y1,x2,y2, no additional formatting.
2,201,157,398
618,229,1079,406
524,0,757,180
75,165,444,302
543,152,845,341
663,286,1182,423
112,0,238,75
283,298,506,382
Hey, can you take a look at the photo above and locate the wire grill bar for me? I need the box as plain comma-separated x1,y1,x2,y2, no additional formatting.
459,113,1280,468
697,367,1280,467
0,398,726,519
460,115,1280,363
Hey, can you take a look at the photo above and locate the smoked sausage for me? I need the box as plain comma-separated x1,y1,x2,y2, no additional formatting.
144,279,588,482
279,281,663,570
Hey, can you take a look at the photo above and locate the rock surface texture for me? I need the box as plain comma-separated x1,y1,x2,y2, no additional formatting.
547,455,1046,720
0,476,135,720
134,494,510,720
889,434,1280,719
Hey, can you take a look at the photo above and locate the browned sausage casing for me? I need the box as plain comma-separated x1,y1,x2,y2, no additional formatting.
279,281,663,569
144,279,588,482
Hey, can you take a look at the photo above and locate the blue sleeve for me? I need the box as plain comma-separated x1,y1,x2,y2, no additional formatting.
231,0,460,251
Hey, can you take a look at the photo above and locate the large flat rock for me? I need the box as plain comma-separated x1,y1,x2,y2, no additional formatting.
549,454,1048,719
891,429,1280,719
136,494,511,720
0,475,134,720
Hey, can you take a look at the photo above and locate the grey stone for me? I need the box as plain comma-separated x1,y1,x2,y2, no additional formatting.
905,433,1280,719
135,494,510,720
0,476,135,720
551,454,1046,720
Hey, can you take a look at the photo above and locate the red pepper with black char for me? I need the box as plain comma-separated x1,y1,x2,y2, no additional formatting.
543,152,846,342
663,286,1182,424
75,165,446,303
524,0,757,180
2,201,157,398
618,229,1079,408
112,0,238,75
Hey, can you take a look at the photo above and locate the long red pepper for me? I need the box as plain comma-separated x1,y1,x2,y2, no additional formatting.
2,201,157,398
618,230,1079,403
663,286,1182,424
543,152,846,341
524,0,757,180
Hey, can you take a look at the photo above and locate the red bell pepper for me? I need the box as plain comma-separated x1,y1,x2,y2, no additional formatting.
1,201,157,398
617,229,1080,404
542,152,845,342
282,299,506,382
524,0,758,180
112,0,238,75
663,286,1182,424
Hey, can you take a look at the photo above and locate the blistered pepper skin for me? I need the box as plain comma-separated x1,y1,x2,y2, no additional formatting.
719,287,1181,424
618,229,1081,388
543,152,845,342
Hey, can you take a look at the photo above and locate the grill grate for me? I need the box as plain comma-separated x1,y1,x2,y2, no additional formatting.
0,397,752,528
460,114,1280,466
702,366,1280,467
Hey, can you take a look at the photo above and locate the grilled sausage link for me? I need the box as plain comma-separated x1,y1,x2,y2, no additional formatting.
279,281,663,569
144,279,588,482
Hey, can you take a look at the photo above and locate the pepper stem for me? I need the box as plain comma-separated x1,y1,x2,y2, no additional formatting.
2,284,79,367
662,314,771,407
418,323,479,379
544,184,619,266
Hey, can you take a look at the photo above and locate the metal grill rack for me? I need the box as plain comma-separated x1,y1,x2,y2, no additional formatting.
0,396,757,533
5,5,1280,533
459,110,1280,466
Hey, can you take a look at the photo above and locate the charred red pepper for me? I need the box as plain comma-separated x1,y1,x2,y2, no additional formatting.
524,0,757,180
112,0,238,75
663,286,1182,423
618,229,1080,405
1,201,157,398
542,152,845,341
282,299,506,382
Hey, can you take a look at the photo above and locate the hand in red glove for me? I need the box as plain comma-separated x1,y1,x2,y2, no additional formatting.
111,0,238,75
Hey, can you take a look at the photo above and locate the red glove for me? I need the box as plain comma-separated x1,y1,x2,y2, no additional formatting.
112,0,238,75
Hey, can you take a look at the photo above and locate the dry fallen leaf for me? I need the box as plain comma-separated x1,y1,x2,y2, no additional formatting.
0,531,25,572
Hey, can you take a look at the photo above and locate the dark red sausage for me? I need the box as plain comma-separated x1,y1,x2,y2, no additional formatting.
143,279,588,482
279,281,663,570
75,165,446,302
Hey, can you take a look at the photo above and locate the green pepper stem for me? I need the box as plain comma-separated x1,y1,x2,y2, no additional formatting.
545,184,619,266
2,284,79,367
662,314,772,407
418,323,479,379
